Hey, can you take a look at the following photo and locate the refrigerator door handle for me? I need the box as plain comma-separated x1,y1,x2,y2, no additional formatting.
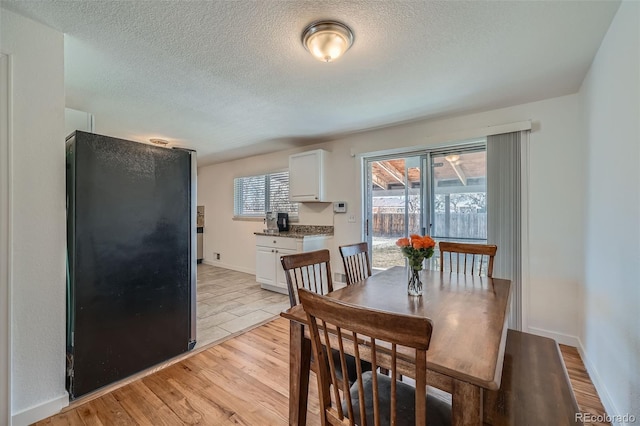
188,150,197,349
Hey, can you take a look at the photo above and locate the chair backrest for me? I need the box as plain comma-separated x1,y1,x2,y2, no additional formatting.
299,288,433,426
339,242,372,285
438,242,497,277
280,249,334,307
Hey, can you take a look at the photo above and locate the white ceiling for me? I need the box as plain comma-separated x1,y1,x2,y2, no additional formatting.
2,1,620,165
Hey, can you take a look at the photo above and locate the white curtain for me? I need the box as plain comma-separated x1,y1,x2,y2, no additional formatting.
487,131,529,330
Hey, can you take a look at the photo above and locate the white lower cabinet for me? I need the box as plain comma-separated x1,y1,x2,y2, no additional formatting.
274,248,297,289
255,235,331,295
255,246,277,286
255,245,296,289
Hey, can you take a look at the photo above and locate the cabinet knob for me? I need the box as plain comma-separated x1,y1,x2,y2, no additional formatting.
273,240,276,244
275,250,279,253
271,249,274,253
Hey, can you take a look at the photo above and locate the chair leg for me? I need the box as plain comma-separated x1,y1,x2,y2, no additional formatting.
290,323,311,426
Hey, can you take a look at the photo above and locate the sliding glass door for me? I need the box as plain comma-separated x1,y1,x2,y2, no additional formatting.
365,156,423,269
365,143,487,271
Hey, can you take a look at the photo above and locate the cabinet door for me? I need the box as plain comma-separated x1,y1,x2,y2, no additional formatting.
275,248,298,290
256,246,276,285
289,150,323,201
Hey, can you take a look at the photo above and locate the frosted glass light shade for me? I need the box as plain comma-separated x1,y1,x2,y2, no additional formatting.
302,21,354,63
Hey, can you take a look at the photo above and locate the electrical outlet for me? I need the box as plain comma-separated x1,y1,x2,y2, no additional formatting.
215,253,221,260
348,214,356,223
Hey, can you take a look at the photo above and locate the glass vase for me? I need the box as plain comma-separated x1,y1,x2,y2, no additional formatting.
407,268,423,296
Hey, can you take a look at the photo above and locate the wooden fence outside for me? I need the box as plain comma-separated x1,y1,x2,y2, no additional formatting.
372,212,487,239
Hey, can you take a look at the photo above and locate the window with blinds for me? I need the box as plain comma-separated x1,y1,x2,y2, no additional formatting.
233,171,299,218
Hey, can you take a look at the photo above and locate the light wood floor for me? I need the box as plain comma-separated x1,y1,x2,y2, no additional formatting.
559,344,610,426
37,316,609,425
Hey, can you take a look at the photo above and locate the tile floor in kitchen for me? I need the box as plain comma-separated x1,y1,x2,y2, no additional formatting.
195,263,290,348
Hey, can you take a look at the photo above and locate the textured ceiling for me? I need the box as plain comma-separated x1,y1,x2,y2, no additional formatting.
2,1,620,165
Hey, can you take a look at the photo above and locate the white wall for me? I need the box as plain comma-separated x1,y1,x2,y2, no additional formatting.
199,92,586,340
1,52,11,426
580,1,640,421
1,9,68,424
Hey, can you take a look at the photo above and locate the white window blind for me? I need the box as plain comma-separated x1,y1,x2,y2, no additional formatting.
234,171,298,218
487,130,527,330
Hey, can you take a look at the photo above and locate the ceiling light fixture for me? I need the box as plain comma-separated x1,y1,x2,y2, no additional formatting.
302,20,354,63
149,138,169,146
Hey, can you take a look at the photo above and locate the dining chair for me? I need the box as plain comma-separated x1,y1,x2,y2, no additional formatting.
281,250,371,387
280,249,334,308
340,242,395,377
339,242,372,285
438,242,497,277
298,288,452,426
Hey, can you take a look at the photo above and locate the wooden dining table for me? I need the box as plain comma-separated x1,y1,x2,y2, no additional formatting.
280,266,512,426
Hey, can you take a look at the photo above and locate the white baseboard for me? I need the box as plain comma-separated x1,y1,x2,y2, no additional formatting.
12,393,68,426
259,282,288,295
201,259,254,275
576,339,626,426
526,326,581,347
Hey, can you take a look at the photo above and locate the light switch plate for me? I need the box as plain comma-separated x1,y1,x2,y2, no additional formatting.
348,214,356,223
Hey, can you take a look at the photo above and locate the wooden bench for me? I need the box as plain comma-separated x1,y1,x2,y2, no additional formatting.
483,329,583,425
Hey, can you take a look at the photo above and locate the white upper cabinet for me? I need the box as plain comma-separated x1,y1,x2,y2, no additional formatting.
289,149,328,202
65,108,95,138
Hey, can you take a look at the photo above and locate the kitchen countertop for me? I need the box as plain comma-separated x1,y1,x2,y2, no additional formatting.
254,225,333,238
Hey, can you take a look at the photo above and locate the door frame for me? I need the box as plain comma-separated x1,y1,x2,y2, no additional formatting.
1,52,13,425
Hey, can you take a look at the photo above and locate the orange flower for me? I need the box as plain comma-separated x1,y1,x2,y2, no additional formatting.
422,236,436,248
410,234,423,248
398,234,436,271
396,237,410,247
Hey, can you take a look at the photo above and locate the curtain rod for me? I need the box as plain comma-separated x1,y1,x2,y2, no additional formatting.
352,120,532,158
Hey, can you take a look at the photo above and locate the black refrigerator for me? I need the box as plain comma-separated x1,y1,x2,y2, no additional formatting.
66,131,197,399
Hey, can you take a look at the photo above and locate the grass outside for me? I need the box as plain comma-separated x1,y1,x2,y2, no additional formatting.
371,237,405,269
371,237,453,271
